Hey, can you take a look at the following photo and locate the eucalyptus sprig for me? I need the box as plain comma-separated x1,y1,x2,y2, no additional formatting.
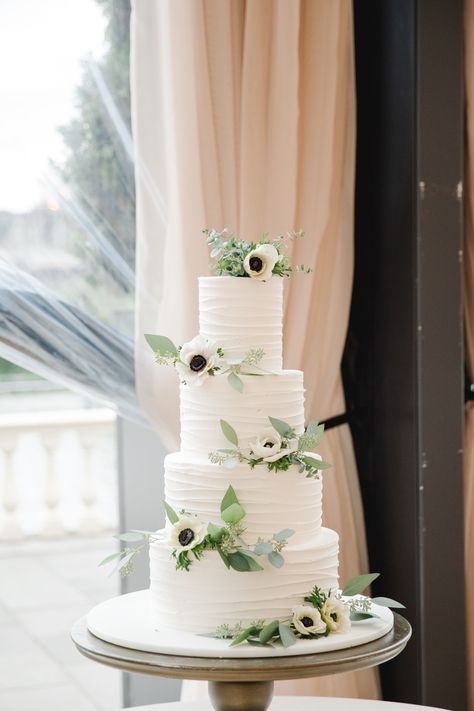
221,573,405,648
204,228,311,279
145,333,267,393
99,530,160,577
209,416,331,478
164,486,295,573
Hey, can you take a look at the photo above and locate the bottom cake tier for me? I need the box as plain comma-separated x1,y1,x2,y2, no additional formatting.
149,527,339,634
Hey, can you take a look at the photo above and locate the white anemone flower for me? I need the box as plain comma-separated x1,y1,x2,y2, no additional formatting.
251,431,298,462
166,514,208,553
176,335,220,385
291,605,327,636
243,244,279,281
321,596,351,634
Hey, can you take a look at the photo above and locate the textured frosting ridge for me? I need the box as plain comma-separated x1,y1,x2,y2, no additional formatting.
149,528,339,633
164,452,322,546
199,276,283,371
180,370,305,456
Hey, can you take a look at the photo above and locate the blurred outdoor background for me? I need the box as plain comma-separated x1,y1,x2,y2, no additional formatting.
0,1,134,708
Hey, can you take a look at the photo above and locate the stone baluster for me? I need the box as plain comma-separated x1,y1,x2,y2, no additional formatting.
78,428,103,534
0,434,23,540
41,430,64,537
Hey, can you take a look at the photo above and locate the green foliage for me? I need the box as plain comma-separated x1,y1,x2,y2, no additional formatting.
371,596,406,609
220,420,239,446
220,485,239,512
304,585,328,610
145,334,178,358
278,623,297,647
164,501,179,524
268,416,293,437
342,573,380,596
204,228,310,279
221,503,246,525
227,371,244,392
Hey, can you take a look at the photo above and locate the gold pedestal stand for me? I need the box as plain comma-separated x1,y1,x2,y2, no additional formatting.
72,614,411,711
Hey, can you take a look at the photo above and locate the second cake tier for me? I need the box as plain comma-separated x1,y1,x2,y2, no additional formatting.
164,452,323,546
180,370,305,457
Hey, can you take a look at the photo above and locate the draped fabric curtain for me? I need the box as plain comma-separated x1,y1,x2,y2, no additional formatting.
464,2,474,706
132,0,379,699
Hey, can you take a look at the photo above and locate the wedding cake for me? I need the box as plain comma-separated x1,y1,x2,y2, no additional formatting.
98,230,401,650
146,231,340,638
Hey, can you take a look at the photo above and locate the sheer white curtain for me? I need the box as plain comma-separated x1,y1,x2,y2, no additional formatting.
132,0,379,699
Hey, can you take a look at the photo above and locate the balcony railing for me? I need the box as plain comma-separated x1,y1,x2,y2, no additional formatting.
0,408,117,540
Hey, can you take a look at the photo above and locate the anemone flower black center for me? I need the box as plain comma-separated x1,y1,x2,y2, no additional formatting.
249,256,263,272
190,354,207,372
178,528,195,546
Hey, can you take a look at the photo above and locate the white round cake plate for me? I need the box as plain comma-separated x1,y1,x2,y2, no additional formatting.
86,590,394,659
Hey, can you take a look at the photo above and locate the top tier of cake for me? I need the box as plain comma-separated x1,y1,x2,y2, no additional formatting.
199,276,283,372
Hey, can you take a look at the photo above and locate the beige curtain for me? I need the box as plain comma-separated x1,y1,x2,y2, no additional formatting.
132,0,379,699
464,2,474,706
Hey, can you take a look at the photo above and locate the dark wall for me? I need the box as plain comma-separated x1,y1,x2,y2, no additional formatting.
347,1,466,708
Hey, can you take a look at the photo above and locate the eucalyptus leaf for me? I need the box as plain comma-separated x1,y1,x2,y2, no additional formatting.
230,626,258,646
268,551,285,568
242,554,264,572
164,500,179,524
350,611,379,621
228,552,251,572
228,552,263,572
111,551,134,576
278,623,297,648
342,573,380,596
273,529,295,542
228,372,244,393
221,502,246,525
302,456,331,470
208,522,224,542
114,531,145,542
144,334,177,357
216,546,230,569
268,416,292,437
253,542,273,555
306,419,322,435
220,485,239,512
220,419,239,446
99,551,122,567
259,620,280,644
247,639,272,647
371,596,406,609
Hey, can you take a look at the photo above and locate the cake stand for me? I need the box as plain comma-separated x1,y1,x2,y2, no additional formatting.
71,606,411,711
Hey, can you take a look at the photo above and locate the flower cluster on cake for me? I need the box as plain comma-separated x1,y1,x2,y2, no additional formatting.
102,229,403,649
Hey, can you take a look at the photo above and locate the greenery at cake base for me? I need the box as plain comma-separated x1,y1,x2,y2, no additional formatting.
214,574,405,649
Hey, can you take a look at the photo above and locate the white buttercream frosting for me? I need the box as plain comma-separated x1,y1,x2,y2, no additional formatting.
163,452,322,546
149,527,339,633
180,370,305,457
199,276,283,371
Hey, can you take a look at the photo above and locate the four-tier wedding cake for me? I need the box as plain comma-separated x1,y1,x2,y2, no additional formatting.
147,231,340,638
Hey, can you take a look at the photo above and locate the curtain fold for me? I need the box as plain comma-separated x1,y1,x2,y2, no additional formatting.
464,2,474,705
132,0,379,699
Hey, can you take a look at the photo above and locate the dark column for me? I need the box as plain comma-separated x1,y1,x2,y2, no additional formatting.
348,1,466,708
